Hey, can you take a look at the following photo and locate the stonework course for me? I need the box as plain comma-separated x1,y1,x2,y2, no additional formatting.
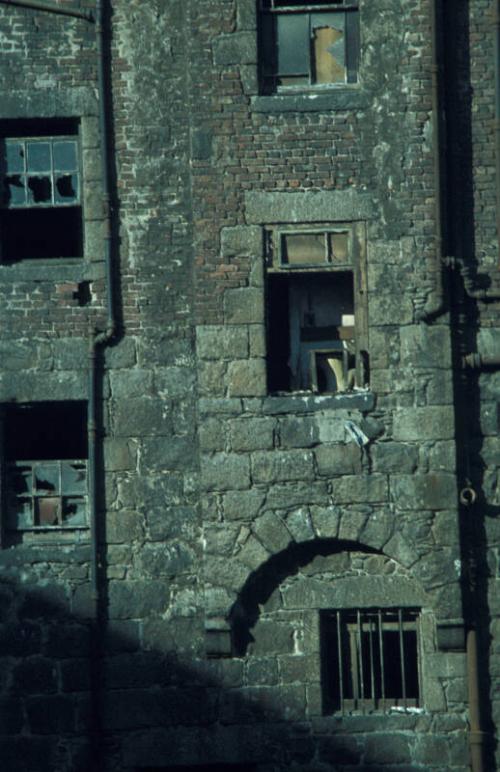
0,1,499,771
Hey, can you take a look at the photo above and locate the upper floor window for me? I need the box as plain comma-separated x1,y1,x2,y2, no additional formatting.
0,119,82,261
3,402,88,531
265,222,368,394
259,0,360,94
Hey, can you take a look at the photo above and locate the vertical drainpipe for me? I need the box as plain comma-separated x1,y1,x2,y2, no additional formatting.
89,0,115,614
495,0,500,269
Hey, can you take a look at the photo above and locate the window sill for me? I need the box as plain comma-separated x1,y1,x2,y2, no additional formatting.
260,390,375,414
251,89,370,113
0,259,105,283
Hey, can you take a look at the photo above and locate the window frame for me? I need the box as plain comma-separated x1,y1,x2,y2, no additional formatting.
321,608,422,715
265,221,368,394
0,119,84,263
0,402,89,535
259,0,360,95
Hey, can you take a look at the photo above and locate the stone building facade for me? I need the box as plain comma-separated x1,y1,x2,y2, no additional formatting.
0,0,498,770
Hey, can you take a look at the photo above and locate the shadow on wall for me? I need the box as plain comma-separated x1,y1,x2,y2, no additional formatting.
0,571,463,772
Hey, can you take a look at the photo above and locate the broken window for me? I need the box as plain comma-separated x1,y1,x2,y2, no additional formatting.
259,1,360,93
321,609,420,714
0,119,82,261
265,223,368,394
3,402,88,530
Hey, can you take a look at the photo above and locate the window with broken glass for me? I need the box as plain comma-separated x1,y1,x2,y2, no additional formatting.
259,0,360,94
2,402,88,531
0,120,82,261
265,223,368,394
321,609,421,714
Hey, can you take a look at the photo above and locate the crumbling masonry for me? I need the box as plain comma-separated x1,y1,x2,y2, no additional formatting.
0,1,499,771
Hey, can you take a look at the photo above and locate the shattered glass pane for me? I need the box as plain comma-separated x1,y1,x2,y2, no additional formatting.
27,176,52,204
7,498,32,529
5,175,26,206
312,17,345,84
34,463,59,493
62,498,87,526
5,141,25,174
35,497,61,526
62,462,87,495
328,232,349,263
283,233,326,265
277,13,309,76
53,140,78,171
55,174,78,203
10,465,32,495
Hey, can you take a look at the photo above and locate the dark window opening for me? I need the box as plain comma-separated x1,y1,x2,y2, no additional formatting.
0,207,82,261
4,402,88,530
0,119,82,261
267,271,355,393
259,1,359,94
321,609,420,714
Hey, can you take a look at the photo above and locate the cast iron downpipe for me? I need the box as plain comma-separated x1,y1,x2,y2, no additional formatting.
89,0,115,614
416,0,445,321
0,0,93,21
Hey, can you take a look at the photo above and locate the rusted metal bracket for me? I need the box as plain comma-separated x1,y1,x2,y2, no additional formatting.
0,0,94,22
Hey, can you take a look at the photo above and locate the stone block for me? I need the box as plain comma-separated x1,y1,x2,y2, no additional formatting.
359,510,393,549
199,417,227,452
245,190,375,224
315,443,362,475
140,436,197,472
227,358,267,396
400,323,452,369
251,449,314,483
371,441,418,473
364,734,411,765
0,698,24,734
266,481,329,509
237,0,257,30
203,556,249,591
154,366,196,398
338,509,369,541
104,439,137,472
224,287,264,324
285,508,316,542
196,325,248,360
12,657,57,694
391,473,457,510
114,398,171,436
248,620,295,656
108,581,169,619
252,512,292,553
213,32,257,65
198,360,227,396
310,506,340,539
229,417,275,451
224,489,265,520
220,225,262,257
279,417,319,448
246,657,278,686
235,534,270,570
331,474,388,504
26,695,75,734
393,405,455,441
109,368,153,398
248,324,266,355
201,453,251,491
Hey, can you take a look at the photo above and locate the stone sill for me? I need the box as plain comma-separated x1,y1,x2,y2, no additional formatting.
251,89,370,113
0,259,105,283
260,391,375,414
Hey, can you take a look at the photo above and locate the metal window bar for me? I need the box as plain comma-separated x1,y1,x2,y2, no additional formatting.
399,608,407,707
378,608,385,709
336,609,344,715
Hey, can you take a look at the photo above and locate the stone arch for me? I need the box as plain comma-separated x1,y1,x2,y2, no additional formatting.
228,537,430,655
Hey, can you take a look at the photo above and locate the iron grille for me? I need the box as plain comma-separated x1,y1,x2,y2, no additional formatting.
321,608,420,714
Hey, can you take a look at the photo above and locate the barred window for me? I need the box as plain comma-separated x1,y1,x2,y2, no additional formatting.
321,609,420,714
259,0,360,94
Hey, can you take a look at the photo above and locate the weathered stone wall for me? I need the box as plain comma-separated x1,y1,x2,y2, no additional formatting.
1,0,499,770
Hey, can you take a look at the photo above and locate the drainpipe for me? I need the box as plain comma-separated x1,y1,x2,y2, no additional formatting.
417,0,445,321
89,0,115,612
0,0,93,21
467,628,487,772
